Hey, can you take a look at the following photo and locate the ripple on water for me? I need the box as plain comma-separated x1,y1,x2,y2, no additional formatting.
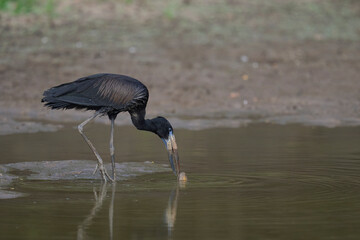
173,164,360,209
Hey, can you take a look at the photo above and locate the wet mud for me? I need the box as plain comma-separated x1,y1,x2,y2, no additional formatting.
0,160,170,199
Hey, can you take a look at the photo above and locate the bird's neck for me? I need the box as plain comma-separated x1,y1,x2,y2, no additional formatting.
130,109,157,133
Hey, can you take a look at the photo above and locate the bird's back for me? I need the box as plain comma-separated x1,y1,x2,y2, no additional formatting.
42,73,149,113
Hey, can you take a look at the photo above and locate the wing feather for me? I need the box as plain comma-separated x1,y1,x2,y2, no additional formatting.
42,73,149,111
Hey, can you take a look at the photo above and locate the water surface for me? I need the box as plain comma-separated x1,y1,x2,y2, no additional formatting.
0,123,360,239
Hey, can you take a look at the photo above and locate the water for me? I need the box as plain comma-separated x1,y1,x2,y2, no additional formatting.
0,123,360,239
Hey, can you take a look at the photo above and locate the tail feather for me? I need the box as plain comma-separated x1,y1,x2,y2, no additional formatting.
41,95,72,110
42,83,79,110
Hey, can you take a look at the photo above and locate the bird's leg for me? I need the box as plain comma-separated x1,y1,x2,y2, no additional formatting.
93,164,99,175
110,118,116,180
78,112,113,182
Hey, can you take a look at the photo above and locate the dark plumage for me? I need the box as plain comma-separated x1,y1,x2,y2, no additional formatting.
42,73,148,115
42,73,180,182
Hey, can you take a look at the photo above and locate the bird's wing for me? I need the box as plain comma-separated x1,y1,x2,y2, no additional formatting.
43,74,149,111
92,74,149,110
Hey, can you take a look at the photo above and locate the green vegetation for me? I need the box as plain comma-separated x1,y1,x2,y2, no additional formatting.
251,1,360,40
163,0,182,19
0,0,37,14
1,0,359,41
0,0,55,15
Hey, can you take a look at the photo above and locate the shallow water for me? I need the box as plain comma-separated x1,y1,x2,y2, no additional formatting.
0,123,360,239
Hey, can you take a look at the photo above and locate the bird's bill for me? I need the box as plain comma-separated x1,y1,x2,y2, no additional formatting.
164,132,180,176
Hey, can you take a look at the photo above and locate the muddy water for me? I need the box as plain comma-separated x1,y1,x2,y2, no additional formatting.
0,123,360,239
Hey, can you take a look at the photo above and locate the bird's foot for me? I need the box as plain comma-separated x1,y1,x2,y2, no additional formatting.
98,165,115,183
93,164,115,182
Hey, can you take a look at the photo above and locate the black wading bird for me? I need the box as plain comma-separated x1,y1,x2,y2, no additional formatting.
42,73,180,182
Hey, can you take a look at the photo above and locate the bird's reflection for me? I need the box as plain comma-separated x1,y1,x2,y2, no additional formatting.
77,180,185,240
165,181,186,238
77,183,115,240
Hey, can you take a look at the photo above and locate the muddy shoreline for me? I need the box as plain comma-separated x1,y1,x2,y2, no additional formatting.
1,107,359,136
1,1,359,133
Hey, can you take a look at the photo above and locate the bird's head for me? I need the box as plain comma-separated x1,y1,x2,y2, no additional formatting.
152,117,180,176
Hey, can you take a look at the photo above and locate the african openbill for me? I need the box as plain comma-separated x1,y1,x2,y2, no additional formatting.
42,73,180,182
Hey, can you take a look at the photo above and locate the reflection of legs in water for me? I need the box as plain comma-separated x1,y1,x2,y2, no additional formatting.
77,183,116,240
165,185,180,237
109,183,116,240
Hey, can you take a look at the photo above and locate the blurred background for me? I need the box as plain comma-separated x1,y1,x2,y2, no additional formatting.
0,0,359,127
1,2,360,239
